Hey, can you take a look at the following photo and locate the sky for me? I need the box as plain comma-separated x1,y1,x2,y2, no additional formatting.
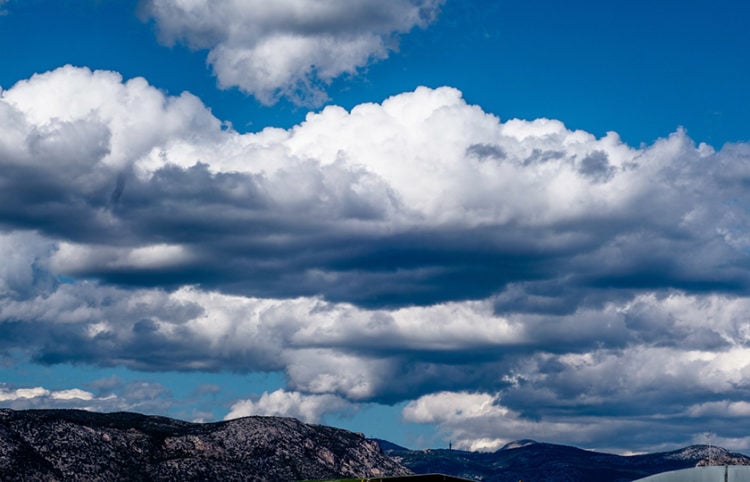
0,0,750,455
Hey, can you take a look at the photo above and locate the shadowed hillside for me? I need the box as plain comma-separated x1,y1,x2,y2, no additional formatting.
0,408,411,481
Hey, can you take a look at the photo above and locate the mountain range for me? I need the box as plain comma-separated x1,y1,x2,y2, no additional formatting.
383,439,750,482
1,408,749,481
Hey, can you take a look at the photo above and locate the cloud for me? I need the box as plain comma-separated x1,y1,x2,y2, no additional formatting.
3,66,750,310
402,391,529,451
402,340,750,452
402,390,629,452
50,242,195,272
225,389,352,423
402,391,509,425
141,0,444,105
687,401,750,418
5,66,750,450
3,256,750,405
0,379,174,414
0,231,55,298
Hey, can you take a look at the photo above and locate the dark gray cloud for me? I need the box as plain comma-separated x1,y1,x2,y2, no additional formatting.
578,150,614,181
466,143,506,160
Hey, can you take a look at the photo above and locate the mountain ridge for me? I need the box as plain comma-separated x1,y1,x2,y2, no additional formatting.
0,408,410,481
382,439,750,482
2,408,749,481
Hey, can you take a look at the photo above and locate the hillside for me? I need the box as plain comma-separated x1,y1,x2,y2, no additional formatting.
0,408,410,481
381,440,750,482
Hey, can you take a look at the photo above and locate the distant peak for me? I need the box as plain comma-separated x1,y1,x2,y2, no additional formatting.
671,445,728,456
372,439,410,452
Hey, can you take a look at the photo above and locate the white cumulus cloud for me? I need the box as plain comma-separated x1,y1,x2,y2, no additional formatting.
225,389,352,423
403,391,626,452
0,385,96,406
141,0,444,105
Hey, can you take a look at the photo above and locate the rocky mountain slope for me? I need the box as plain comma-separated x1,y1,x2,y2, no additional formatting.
380,440,750,482
3,408,749,482
0,408,411,481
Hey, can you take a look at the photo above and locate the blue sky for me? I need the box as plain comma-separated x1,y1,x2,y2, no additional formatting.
1,0,750,453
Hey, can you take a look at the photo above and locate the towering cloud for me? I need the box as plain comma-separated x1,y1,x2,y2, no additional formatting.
3,66,750,450
141,0,443,105
3,66,748,309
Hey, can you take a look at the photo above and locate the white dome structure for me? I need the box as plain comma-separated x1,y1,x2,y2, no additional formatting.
634,465,750,481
